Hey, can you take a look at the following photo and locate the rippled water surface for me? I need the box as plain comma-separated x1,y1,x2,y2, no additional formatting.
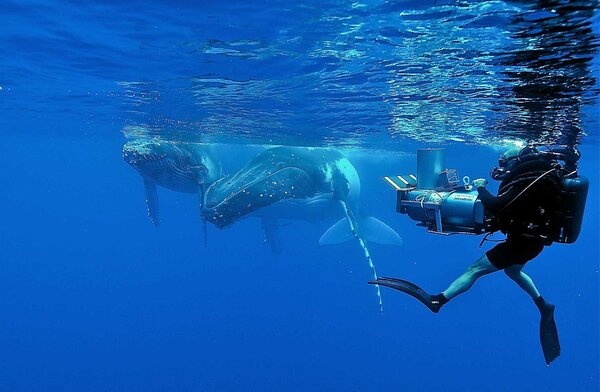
1,0,598,147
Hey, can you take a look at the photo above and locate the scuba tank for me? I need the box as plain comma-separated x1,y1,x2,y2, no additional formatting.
490,145,588,244
554,176,589,243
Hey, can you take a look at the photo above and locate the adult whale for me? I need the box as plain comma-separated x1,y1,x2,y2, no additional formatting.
201,146,402,311
123,139,222,227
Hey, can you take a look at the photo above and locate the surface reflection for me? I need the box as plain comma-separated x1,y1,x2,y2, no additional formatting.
495,0,599,145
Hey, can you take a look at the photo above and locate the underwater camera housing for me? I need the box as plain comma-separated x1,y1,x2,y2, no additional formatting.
384,146,589,243
384,148,493,235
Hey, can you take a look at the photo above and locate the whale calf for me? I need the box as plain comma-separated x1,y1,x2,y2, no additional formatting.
201,146,402,311
123,139,222,227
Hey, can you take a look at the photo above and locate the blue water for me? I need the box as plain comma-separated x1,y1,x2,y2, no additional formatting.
1,1,599,391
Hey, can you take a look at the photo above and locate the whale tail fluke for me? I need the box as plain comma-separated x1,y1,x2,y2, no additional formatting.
358,216,403,246
319,217,354,245
319,216,402,247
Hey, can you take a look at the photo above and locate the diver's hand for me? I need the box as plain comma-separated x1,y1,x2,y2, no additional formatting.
472,178,488,189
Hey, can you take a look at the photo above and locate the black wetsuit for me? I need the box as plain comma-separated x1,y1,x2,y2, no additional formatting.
476,164,560,269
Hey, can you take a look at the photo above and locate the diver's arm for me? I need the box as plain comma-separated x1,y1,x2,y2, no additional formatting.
477,187,503,213
477,183,523,213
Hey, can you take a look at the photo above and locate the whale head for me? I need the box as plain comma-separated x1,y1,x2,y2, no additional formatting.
123,139,191,174
123,140,217,193
202,148,320,228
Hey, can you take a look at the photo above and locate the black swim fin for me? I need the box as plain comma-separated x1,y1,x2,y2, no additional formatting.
369,277,447,313
535,296,560,365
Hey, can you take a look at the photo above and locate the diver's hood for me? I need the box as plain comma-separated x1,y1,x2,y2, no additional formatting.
490,145,580,181
490,146,532,180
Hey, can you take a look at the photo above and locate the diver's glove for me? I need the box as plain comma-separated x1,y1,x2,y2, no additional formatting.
471,178,488,189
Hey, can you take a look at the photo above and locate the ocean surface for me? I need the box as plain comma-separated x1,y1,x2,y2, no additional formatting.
1,1,599,391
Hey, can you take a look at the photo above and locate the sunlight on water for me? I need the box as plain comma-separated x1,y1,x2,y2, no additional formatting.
1,1,597,149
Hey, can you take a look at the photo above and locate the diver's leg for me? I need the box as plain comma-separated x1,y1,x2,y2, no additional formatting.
371,255,498,313
504,265,541,299
535,293,561,365
504,265,560,364
442,254,499,300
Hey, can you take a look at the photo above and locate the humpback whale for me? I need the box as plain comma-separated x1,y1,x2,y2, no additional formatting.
202,146,402,311
123,139,222,227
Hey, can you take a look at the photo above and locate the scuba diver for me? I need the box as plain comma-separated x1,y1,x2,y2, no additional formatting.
370,145,588,365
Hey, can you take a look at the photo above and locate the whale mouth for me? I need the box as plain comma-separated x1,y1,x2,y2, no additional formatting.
123,141,165,165
123,141,204,192
122,140,186,170
123,148,172,171
202,166,316,228
123,148,156,166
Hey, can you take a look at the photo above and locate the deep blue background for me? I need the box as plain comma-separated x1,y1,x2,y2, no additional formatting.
0,0,598,390
0,128,597,391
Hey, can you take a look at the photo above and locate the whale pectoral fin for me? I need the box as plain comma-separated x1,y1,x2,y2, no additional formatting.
331,176,350,201
359,216,403,246
261,218,282,254
197,182,207,210
319,217,354,245
144,179,160,227
196,184,208,247
201,219,208,247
